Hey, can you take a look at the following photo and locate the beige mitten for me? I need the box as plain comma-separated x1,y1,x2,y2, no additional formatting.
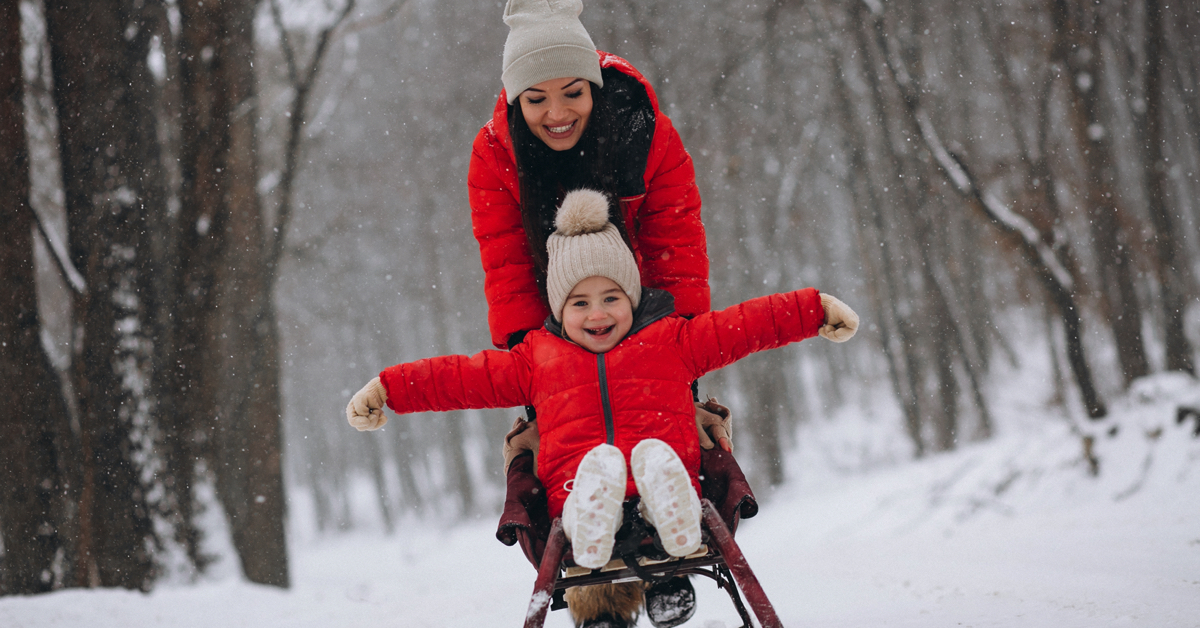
819,293,859,343
346,377,388,431
502,416,540,474
695,398,733,452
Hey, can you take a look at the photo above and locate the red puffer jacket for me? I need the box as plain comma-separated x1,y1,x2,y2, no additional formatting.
379,288,824,518
468,52,709,349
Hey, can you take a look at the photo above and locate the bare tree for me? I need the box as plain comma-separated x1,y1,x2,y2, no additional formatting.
267,0,356,273
1051,0,1149,386
828,49,925,455
159,0,235,574
1140,0,1195,375
0,0,74,593
201,0,291,588
860,0,1108,418
43,0,166,588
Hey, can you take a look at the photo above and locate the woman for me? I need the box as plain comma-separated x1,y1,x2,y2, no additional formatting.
468,2,723,627
469,0,709,352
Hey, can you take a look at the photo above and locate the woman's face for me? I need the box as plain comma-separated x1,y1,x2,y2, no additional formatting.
519,77,593,151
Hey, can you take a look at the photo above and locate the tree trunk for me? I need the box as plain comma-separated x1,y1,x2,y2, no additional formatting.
44,0,165,590
207,0,290,588
1053,0,1149,386
431,243,476,516
851,2,945,453
0,2,73,593
162,0,243,572
826,5,924,456
389,420,426,514
743,355,789,487
211,177,291,586
977,0,1101,415
364,435,395,534
1141,0,1195,375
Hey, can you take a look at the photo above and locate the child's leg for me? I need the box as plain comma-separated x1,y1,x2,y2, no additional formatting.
631,439,702,558
562,443,626,570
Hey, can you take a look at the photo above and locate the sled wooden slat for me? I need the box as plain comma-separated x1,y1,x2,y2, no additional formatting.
701,499,784,628
524,518,567,628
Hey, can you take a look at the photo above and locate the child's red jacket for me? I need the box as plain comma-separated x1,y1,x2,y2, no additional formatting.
379,288,825,518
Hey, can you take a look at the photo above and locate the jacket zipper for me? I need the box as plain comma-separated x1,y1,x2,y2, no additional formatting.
597,354,615,445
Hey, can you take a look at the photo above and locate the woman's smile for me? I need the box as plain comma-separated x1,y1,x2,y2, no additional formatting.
545,120,577,138
520,77,593,151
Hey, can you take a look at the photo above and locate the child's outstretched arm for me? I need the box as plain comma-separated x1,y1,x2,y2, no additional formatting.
345,348,532,431
678,288,858,376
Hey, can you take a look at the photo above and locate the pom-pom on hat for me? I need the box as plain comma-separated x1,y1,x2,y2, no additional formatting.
546,189,641,322
502,0,603,104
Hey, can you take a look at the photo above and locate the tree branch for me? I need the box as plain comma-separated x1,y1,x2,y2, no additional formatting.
26,204,86,295
860,0,1106,417
340,0,414,36
266,0,357,281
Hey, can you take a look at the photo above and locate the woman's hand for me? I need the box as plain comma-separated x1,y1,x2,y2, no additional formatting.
503,416,540,474
818,293,859,343
695,398,733,453
346,377,388,431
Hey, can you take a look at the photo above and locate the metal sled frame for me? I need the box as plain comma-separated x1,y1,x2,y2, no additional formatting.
521,498,783,628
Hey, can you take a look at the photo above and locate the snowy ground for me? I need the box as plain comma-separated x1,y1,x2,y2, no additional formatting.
3,372,1198,627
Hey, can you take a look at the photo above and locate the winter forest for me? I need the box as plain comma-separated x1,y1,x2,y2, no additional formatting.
2,0,1199,623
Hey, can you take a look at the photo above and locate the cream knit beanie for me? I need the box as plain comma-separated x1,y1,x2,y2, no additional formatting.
546,189,641,322
502,0,603,104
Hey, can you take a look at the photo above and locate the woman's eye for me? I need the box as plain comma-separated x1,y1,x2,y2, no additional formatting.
566,90,583,99
525,96,546,105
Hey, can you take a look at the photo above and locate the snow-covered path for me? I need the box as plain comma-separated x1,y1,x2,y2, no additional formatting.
3,374,1198,627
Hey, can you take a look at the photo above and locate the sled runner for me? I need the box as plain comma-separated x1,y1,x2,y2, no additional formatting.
497,446,784,628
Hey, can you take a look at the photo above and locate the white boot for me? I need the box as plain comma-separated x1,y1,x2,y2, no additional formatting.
562,444,627,570
631,439,702,558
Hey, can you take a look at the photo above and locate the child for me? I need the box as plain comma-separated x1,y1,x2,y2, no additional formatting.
345,189,858,570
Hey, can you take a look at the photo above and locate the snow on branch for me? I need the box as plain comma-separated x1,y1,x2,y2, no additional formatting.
863,0,1077,296
27,203,86,295
913,108,1074,292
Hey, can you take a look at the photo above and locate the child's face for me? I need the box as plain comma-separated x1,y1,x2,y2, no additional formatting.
562,276,633,353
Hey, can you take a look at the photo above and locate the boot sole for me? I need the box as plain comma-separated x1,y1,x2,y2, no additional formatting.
631,440,702,558
567,445,627,570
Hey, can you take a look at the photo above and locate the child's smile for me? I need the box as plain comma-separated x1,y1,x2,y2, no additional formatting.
582,323,618,345
562,276,634,353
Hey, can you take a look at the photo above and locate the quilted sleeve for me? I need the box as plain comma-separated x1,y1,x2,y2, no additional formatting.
379,346,532,415
635,116,710,318
468,128,551,349
677,288,825,377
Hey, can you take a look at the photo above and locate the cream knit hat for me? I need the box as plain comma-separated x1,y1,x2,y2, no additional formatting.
546,189,641,323
502,0,603,104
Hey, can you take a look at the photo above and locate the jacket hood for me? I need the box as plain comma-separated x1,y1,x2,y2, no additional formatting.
489,51,662,157
544,286,675,341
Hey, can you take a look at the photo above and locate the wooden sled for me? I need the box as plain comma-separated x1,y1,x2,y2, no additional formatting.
497,447,784,628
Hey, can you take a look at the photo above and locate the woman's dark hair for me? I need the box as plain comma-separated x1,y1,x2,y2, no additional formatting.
508,81,632,299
